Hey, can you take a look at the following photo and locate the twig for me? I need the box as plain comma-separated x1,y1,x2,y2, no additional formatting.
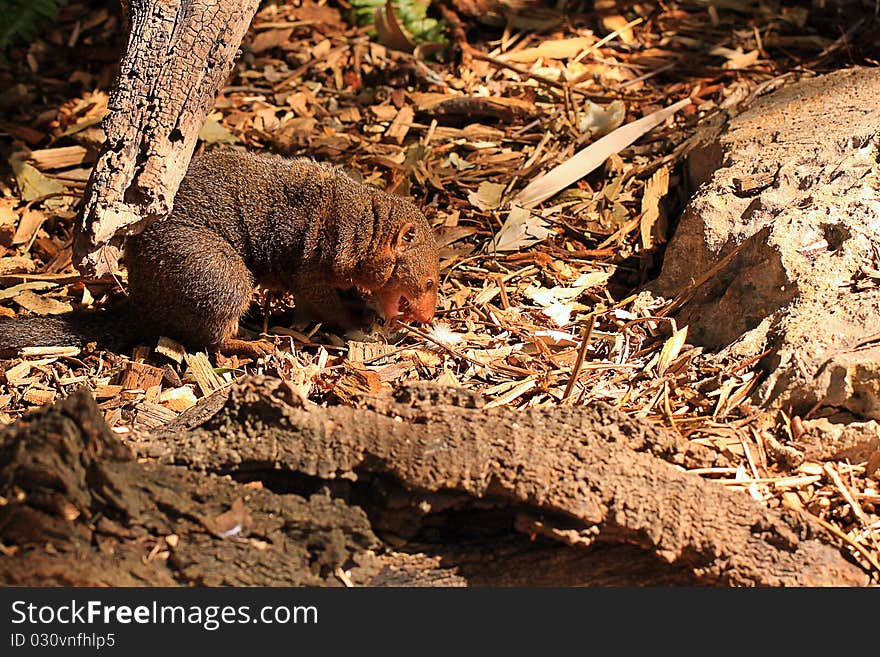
658,239,751,317
562,315,595,401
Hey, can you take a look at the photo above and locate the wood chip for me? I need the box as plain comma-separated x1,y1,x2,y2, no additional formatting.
93,384,124,399
385,105,414,144
116,361,165,391
3,361,32,386
347,340,397,363
184,352,224,396
133,401,178,429
332,361,387,404
22,387,57,406
19,345,80,358
202,498,252,539
160,385,199,412
28,145,90,170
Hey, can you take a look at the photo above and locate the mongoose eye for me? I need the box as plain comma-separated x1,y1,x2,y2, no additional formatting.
426,279,435,290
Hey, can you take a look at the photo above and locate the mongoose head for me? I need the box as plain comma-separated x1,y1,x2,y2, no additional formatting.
359,197,439,325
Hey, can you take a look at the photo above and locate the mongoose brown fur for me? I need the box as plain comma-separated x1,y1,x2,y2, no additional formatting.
0,150,439,353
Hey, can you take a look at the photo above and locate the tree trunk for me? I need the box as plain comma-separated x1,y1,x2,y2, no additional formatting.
73,0,260,277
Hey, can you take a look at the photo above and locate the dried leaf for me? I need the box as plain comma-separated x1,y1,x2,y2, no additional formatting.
250,28,293,53
515,98,691,208
543,302,573,326
657,325,688,375
533,330,579,347
9,158,66,208
484,377,537,409
13,290,73,316
493,206,554,251
434,368,459,387
578,100,626,138
499,37,595,63
468,181,506,211
374,1,415,53
3,361,32,386
199,119,239,145
524,285,558,307
11,209,46,246
711,46,760,70
61,115,105,137
549,271,613,300
505,7,564,31
0,281,56,301
600,15,636,44
202,498,253,539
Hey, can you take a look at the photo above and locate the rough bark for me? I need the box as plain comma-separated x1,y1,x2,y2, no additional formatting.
1,381,868,586
0,388,698,586
0,390,382,586
139,378,867,586
73,0,260,277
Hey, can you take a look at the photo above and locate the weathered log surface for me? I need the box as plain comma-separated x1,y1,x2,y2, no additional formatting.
139,378,867,586
0,388,702,586
74,0,261,276
1,380,868,586
0,391,380,586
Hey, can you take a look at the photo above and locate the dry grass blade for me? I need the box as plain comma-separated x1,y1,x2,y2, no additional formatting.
807,512,880,574
514,98,692,208
656,325,688,376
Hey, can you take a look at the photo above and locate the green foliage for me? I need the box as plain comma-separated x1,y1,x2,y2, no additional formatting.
350,0,447,46
0,0,68,50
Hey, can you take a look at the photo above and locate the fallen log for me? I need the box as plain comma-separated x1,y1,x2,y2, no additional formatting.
0,380,868,586
141,378,867,586
0,391,380,586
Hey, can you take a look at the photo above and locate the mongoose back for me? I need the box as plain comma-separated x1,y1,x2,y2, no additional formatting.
0,150,439,353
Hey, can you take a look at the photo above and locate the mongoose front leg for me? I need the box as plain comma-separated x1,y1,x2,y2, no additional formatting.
125,223,255,349
214,337,275,359
292,283,364,329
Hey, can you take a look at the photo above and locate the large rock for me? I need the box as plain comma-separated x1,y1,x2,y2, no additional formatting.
653,67,880,418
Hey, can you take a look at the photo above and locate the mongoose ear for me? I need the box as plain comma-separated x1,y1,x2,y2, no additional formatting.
392,222,417,253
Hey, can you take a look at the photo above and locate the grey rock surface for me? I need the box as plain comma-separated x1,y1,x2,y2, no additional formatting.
653,67,880,418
